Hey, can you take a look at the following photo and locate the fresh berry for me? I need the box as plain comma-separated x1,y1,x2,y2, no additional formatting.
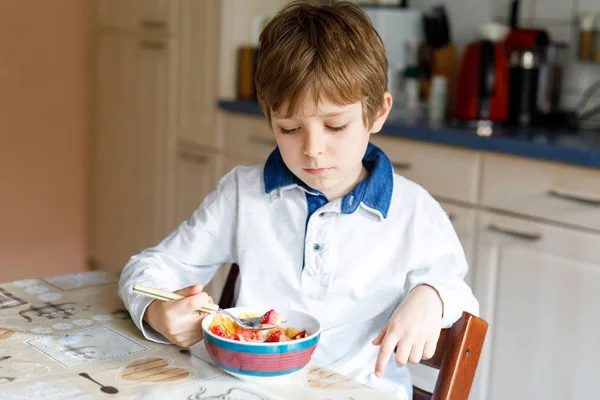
260,309,281,325
210,325,229,339
291,330,307,340
235,326,254,341
265,330,282,342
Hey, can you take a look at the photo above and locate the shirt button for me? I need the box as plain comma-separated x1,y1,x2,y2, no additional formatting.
319,212,325,217
313,244,321,252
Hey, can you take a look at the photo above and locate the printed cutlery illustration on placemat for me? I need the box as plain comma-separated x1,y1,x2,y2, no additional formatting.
79,372,119,394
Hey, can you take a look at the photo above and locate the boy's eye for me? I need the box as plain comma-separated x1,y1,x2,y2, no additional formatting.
279,127,298,134
326,124,348,132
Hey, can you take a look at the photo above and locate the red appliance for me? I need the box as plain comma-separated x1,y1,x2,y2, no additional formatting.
452,40,509,122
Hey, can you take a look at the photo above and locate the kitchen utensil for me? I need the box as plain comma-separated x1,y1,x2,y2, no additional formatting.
508,48,540,126
453,40,509,122
132,284,284,331
78,372,119,394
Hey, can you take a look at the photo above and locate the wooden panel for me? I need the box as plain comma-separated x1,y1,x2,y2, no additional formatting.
370,136,481,204
481,153,600,231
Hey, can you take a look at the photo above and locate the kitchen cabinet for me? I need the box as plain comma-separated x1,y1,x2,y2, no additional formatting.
178,0,221,147
481,153,600,232
473,211,600,400
90,32,178,271
221,112,276,159
371,135,481,204
439,201,478,286
96,0,179,33
175,148,219,226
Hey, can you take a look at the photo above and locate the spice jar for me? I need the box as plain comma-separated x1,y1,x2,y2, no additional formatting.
579,13,595,61
594,13,600,62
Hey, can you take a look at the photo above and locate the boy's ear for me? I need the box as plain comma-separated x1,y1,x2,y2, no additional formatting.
369,92,393,134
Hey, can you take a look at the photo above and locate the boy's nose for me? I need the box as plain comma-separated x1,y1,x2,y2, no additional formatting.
303,131,326,157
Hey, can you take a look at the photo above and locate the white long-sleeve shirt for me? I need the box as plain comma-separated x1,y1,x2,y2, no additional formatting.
118,143,479,399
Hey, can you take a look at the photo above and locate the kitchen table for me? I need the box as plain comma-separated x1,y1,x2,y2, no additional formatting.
0,270,394,399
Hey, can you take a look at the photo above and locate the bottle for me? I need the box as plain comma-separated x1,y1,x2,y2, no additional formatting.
579,13,595,61
403,42,420,110
594,13,600,62
428,76,448,125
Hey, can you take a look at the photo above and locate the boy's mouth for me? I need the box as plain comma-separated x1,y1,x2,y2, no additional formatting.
304,167,333,176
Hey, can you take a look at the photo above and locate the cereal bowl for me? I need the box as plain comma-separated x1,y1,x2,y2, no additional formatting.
201,307,321,381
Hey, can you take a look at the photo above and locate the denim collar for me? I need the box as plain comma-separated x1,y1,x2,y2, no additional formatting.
263,142,393,218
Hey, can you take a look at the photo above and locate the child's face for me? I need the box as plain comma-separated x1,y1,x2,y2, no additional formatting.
270,93,391,200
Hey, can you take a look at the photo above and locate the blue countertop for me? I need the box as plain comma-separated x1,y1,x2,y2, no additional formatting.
218,100,600,169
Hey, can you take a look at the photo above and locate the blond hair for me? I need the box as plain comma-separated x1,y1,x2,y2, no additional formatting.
255,0,388,128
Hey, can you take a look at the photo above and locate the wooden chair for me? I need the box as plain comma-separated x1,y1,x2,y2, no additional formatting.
219,264,488,400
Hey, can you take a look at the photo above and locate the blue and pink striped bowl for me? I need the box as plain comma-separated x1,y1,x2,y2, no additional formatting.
202,307,321,382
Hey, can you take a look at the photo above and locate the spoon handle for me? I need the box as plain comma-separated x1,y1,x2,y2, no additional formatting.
132,284,219,311
79,372,101,386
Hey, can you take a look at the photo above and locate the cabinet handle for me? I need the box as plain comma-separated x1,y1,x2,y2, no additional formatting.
391,162,411,170
249,135,277,147
547,188,600,206
139,40,166,50
140,19,167,29
487,224,542,242
179,151,208,164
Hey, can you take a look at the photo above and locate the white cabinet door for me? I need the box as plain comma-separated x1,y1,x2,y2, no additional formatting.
96,0,137,31
96,0,179,33
408,201,478,395
91,34,176,271
175,149,218,226
439,201,477,286
474,211,600,400
178,0,221,147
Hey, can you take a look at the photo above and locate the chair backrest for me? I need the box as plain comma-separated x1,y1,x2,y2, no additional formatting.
218,264,488,400
413,311,488,400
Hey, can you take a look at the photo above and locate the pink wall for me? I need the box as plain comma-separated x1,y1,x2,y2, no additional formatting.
0,0,87,281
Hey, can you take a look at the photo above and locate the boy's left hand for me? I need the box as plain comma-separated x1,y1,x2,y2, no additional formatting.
372,285,443,377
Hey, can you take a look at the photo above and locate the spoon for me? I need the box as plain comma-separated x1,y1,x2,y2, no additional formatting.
78,372,119,394
132,284,285,331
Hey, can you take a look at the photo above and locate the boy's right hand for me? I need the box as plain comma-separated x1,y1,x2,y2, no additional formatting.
143,283,214,348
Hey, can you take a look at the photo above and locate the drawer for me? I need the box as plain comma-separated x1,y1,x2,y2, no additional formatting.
221,112,277,160
370,135,480,203
481,153,600,231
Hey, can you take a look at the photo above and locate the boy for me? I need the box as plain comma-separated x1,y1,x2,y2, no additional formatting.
119,1,478,398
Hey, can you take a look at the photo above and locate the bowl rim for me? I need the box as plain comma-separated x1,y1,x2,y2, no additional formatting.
201,307,321,346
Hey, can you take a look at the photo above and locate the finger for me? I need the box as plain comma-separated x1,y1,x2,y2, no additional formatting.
372,323,388,346
171,330,205,347
172,291,212,314
393,340,411,367
163,314,205,340
174,283,204,297
375,333,398,377
422,337,438,360
407,341,425,364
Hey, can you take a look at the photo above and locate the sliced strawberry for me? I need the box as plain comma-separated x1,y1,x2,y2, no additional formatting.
265,330,282,343
291,330,307,340
210,325,230,339
234,326,254,342
260,309,281,325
